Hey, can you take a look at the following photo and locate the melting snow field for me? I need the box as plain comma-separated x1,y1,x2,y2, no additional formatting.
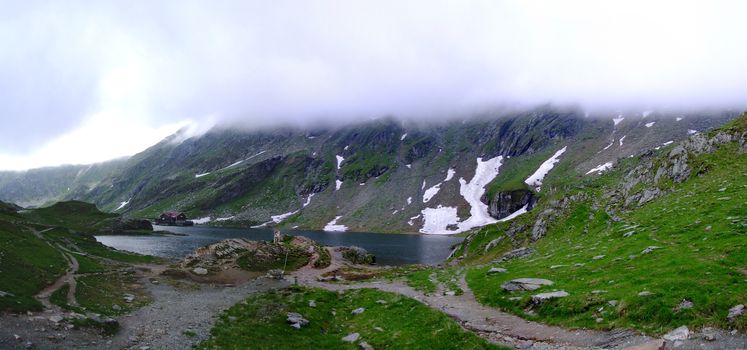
336,155,345,169
115,198,131,211
420,156,504,234
688,129,697,135
422,183,442,203
524,147,566,191
613,116,624,126
271,211,298,223
303,193,314,207
323,216,348,232
586,162,613,175
407,196,412,205
335,179,343,191
497,204,528,222
645,122,656,128
444,168,456,181
676,117,683,121
619,135,626,146
192,217,211,225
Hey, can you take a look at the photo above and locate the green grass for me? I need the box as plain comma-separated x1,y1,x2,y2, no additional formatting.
485,148,559,198
405,269,438,294
21,201,119,233
464,143,747,335
0,220,68,312
236,245,311,272
198,286,506,349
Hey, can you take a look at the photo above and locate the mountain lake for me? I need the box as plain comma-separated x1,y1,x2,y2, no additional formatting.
96,225,463,265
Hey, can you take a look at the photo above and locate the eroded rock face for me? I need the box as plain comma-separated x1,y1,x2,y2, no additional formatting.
485,189,536,220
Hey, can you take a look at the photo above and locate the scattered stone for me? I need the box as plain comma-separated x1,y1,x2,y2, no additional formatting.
496,247,535,262
638,291,652,297
268,269,284,279
573,263,585,267
49,316,63,323
375,300,387,304
663,326,689,341
351,307,365,315
308,300,316,308
623,231,636,237
592,255,605,260
25,341,33,349
373,327,384,332
486,267,507,274
342,333,360,343
674,299,694,312
112,304,121,311
641,246,660,255
701,327,717,341
595,318,603,323
286,312,309,329
359,341,374,350
501,278,553,292
549,265,564,269
139,346,151,350
123,293,135,303
608,300,618,307
444,291,456,296
192,267,208,275
705,225,712,231
531,291,569,303
14,334,21,341
728,304,744,322
508,297,522,301
150,280,159,285
0,290,14,297
591,290,608,294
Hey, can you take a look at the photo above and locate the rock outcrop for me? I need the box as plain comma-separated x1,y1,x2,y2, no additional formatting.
485,189,536,220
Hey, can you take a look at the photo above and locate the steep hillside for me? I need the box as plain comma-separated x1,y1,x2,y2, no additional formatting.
0,158,128,208
2,108,736,234
454,113,747,333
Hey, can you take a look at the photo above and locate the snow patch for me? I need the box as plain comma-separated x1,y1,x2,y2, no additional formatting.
619,135,626,146
419,206,460,234
444,168,455,182
323,216,348,232
642,110,653,118
585,162,613,175
400,133,408,141
115,198,131,211
645,122,656,128
662,141,674,146
421,179,426,190
192,217,211,225
215,216,234,222
225,151,267,169
408,214,421,226
407,196,412,205
420,156,504,234
405,164,412,169
195,172,210,178
613,116,624,126
335,179,343,191
271,211,298,224
303,193,314,207
524,147,566,191
687,129,697,135
336,155,345,170
344,145,349,150
602,141,614,151
422,183,442,203
676,117,683,121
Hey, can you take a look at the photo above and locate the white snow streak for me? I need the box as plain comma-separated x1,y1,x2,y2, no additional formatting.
195,172,210,178
336,155,345,170
585,162,613,175
687,129,697,135
419,206,459,234
323,216,348,232
645,122,656,128
497,204,528,222
421,180,426,190
115,198,131,211
619,135,626,146
642,110,653,118
407,196,412,205
303,193,314,207
335,179,343,191
602,141,614,151
422,183,442,203
271,211,297,223
405,164,412,169
192,217,211,224
613,116,624,126
407,214,421,226
662,141,674,146
676,117,683,121
524,147,566,191
400,133,408,141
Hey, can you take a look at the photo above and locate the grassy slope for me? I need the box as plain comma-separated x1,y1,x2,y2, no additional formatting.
20,200,119,233
464,141,747,334
198,286,505,350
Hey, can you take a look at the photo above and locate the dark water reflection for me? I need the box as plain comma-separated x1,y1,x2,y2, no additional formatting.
96,225,463,266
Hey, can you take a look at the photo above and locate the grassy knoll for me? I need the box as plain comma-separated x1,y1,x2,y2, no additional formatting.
198,286,506,350
465,143,747,334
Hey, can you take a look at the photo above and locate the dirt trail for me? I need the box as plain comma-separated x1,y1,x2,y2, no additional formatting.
28,227,80,308
294,255,747,350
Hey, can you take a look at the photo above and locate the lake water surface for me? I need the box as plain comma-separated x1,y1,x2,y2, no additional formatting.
96,225,463,266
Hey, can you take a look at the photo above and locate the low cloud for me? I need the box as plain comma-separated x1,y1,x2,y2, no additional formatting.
2,0,747,169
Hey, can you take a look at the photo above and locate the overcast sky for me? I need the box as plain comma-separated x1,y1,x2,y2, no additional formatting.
2,0,747,170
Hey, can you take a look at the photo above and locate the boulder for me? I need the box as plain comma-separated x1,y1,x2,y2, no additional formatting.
339,246,376,265
501,278,553,292
359,341,375,350
531,291,569,303
486,267,507,274
287,312,309,328
351,307,365,315
268,269,284,279
641,246,660,255
663,326,689,341
192,267,208,275
728,304,744,322
342,333,360,343
496,247,535,262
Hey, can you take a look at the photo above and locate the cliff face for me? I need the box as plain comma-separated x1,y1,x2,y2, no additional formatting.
485,190,536,220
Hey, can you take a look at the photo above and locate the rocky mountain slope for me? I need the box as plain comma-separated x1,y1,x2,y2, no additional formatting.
0,107,736,234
